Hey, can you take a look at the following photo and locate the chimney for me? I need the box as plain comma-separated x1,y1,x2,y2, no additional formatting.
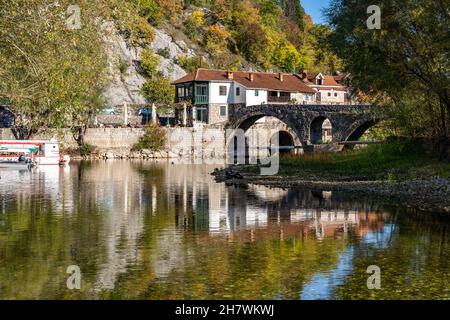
249,72,254,82
279,73,284,82
300,69,308,80
227,71,234,80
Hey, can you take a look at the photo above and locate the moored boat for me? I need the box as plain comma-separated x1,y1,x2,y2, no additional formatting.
0,139,70,166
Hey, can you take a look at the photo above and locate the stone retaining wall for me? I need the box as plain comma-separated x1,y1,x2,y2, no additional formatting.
0,127,227,160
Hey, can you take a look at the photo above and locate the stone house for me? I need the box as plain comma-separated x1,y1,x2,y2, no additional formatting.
171,69,316,125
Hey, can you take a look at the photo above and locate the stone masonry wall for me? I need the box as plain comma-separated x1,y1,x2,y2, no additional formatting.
0,127,227,160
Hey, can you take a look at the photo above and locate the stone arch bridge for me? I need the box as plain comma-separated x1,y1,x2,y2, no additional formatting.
227,103,380,147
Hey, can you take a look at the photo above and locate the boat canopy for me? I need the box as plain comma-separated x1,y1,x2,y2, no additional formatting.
0,146,38,153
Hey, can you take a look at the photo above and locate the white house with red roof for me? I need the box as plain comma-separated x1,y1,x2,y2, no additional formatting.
171,69,353,125
171,69,316,124
300,71,352,105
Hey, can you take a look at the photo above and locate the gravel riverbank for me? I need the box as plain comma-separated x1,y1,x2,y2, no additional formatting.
212,167,450,213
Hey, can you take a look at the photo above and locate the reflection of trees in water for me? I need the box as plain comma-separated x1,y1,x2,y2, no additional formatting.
334,206,450,299
0,192,106,299
1,162,449,299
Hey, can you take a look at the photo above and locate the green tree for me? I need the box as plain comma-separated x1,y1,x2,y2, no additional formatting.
308,24,343,74
0,0,108,142
326,0,450,157
140,49,161,77
141,77,175,105
280,0,306,31
258,0,283,29
271,42,304,72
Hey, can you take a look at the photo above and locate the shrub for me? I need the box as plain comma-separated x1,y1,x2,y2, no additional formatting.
184,11,205,40
131,17,155,46
79,143,94,156
132,124,166,152
117,58,130,75
191,11,205,27
156,47,171,59
178,55,209,73
137,0,163,26
140,49,160,77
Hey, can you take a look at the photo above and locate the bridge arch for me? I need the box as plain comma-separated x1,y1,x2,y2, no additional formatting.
344,119,379,142
230,112,303,147
271,130,295,154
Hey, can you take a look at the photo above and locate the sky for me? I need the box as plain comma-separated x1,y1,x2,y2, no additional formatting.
301,0,331,24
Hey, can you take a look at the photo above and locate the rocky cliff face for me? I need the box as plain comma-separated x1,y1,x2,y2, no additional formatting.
102,23,195,107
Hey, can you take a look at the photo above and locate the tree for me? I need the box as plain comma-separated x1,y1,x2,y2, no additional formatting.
137,0,163,26
140,49,161,77
0,0,108,142
204,24,230,54
141,77,175,106
271,42,304,72
280,0,306,31
326,0,450,157
308,24,343,74
258,0,283,29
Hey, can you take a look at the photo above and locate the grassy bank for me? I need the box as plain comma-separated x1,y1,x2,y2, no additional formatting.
250,139,450,181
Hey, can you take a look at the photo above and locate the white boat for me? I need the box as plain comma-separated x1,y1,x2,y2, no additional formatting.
0,139,70,166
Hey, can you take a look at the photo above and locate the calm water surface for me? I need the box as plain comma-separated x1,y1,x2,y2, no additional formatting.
0,161,449,299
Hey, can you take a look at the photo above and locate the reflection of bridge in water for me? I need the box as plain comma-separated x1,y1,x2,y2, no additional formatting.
166,165,387,241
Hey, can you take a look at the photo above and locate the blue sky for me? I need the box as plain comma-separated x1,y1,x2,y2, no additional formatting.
301,0,331,24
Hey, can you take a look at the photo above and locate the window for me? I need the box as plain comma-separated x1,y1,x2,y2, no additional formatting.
328,92,331,97
236,87,240,96
255,90,259,97
196,84,208,96
317,79,323,85
334,93,338,97
177,87,184,98
219,86,227,96
220,105,227,116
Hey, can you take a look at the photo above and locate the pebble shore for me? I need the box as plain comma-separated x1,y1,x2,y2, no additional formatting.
212,167,450,213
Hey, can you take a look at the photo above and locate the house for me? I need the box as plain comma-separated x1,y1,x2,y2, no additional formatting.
300,71,353,105
172,69,316,124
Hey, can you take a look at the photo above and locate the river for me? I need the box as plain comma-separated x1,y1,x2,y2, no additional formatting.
0,161,449,299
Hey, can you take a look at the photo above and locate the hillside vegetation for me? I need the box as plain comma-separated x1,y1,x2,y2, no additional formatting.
134,0,341,73
0,0,340,144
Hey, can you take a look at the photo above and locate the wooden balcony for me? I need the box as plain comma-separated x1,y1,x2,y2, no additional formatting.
194,95,209,105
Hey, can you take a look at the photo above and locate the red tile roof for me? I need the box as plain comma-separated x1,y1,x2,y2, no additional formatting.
323,75,341,86
304,74,343,87
172,69,316,94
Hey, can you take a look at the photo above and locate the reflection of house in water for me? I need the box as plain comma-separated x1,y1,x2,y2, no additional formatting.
203,184,374,240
